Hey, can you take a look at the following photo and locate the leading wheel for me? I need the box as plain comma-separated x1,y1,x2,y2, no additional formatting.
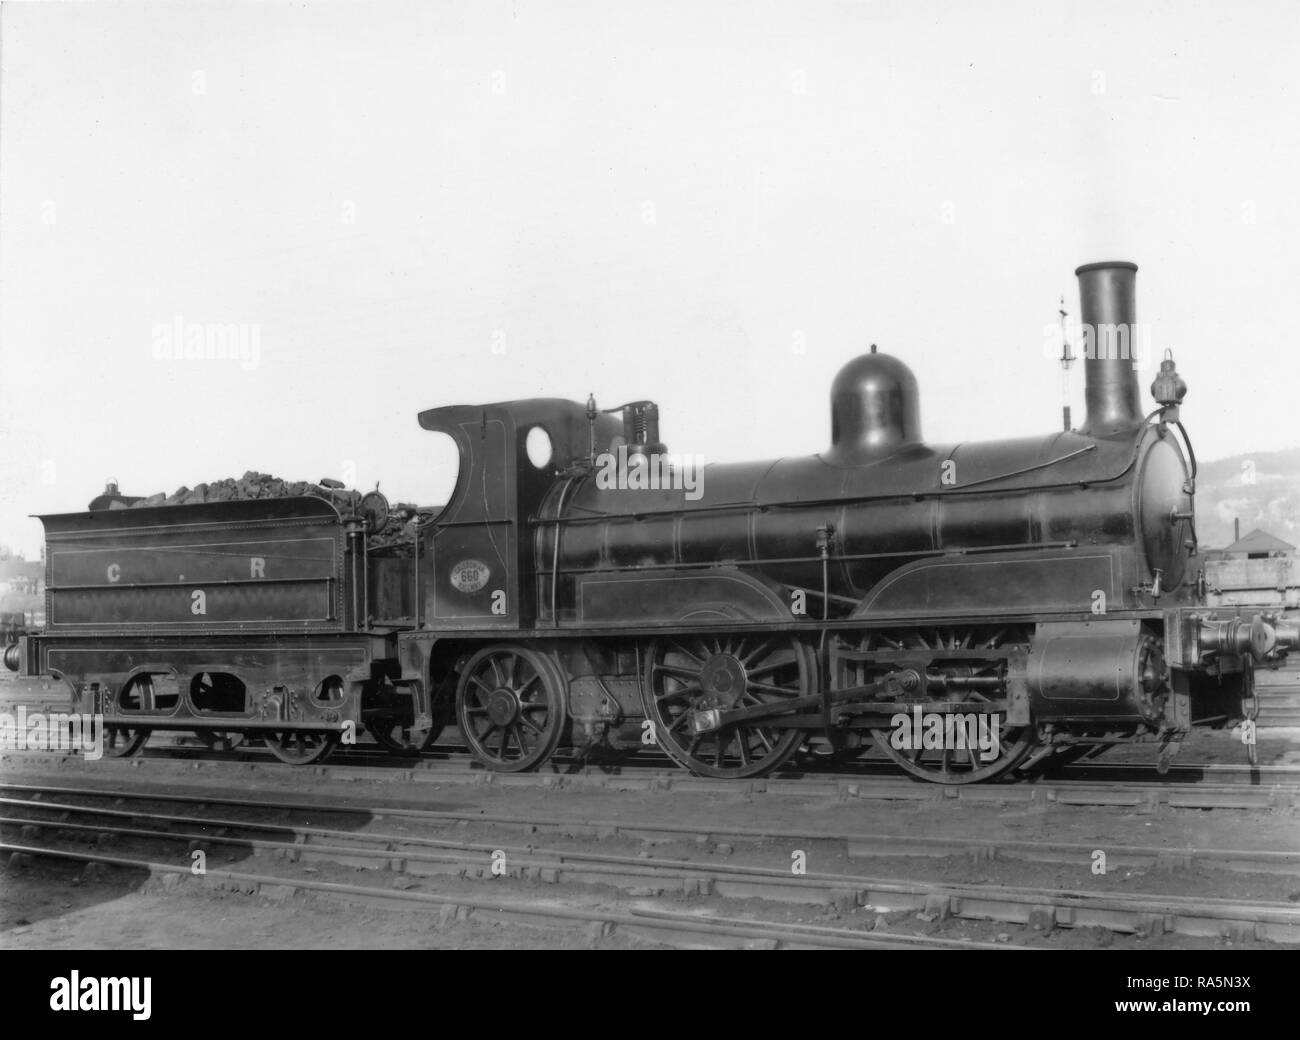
872,720,1036,784
455,645,566,772
640,634,811,779
862,626,1038,784
262,730,338,765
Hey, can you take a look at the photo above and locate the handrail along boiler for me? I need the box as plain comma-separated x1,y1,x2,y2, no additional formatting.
6,260,1294,781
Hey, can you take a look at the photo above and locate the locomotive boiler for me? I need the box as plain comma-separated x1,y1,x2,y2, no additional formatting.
7,259,1295,783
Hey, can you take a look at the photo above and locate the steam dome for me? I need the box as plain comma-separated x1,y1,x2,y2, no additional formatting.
825,347,921,465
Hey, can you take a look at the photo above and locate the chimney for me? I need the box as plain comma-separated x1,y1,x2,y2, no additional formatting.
1076,261,1142,435
1235,517,1240,543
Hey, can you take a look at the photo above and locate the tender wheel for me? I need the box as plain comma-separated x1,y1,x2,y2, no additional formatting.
194,730,246,752
368,718,438,757
640,634,811,779
262,730,338,765
455,645,566,772
366,680,448,757
103,674,158,756
102,725,150,758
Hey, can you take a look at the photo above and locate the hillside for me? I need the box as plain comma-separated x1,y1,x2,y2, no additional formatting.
1196,447,1300,550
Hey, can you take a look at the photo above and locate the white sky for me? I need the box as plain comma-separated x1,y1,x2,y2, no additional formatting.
2,0,1298,557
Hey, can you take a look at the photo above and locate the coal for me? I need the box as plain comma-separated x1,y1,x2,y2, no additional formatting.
124,472,439,548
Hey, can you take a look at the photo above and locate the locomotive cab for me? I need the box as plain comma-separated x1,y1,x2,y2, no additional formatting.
414,399,621,630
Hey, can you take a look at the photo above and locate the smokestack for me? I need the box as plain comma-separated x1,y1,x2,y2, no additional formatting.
1235,517,1240,544
1076,261,1142,435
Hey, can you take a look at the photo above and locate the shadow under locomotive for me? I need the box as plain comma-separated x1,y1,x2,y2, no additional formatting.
5,259,1297,786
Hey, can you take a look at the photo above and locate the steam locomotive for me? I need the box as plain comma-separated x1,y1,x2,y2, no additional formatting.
6,260,1294,783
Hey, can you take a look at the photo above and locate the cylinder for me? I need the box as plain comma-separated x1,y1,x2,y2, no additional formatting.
1076,261,1142,435
1027,620,1163,720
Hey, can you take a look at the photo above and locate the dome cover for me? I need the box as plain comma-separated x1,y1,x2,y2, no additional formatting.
825,347,921,464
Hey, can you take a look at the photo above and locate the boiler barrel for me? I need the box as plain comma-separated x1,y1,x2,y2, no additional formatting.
540,430,1149,603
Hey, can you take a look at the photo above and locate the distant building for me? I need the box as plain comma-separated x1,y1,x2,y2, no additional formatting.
1224,529,1295,559
1204,528,1297,608
0,556,45,630
0,556,43,597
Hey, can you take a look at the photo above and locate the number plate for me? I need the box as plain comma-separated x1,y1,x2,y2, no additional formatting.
450,559,490,593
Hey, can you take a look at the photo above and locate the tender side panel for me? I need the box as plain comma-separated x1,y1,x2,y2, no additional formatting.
41,498,346,633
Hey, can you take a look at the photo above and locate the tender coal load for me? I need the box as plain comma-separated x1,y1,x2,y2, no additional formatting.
105,473,437,548
118,471,362,511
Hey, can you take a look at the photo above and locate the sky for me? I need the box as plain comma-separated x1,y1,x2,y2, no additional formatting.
2,0,1298,558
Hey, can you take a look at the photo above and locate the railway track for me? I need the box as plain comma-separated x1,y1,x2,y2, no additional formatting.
8,745,1300,810
2,844,1000,950
3,781,1297,945
5,783,1300,878
5,744,1300,811
7,699,1297,771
